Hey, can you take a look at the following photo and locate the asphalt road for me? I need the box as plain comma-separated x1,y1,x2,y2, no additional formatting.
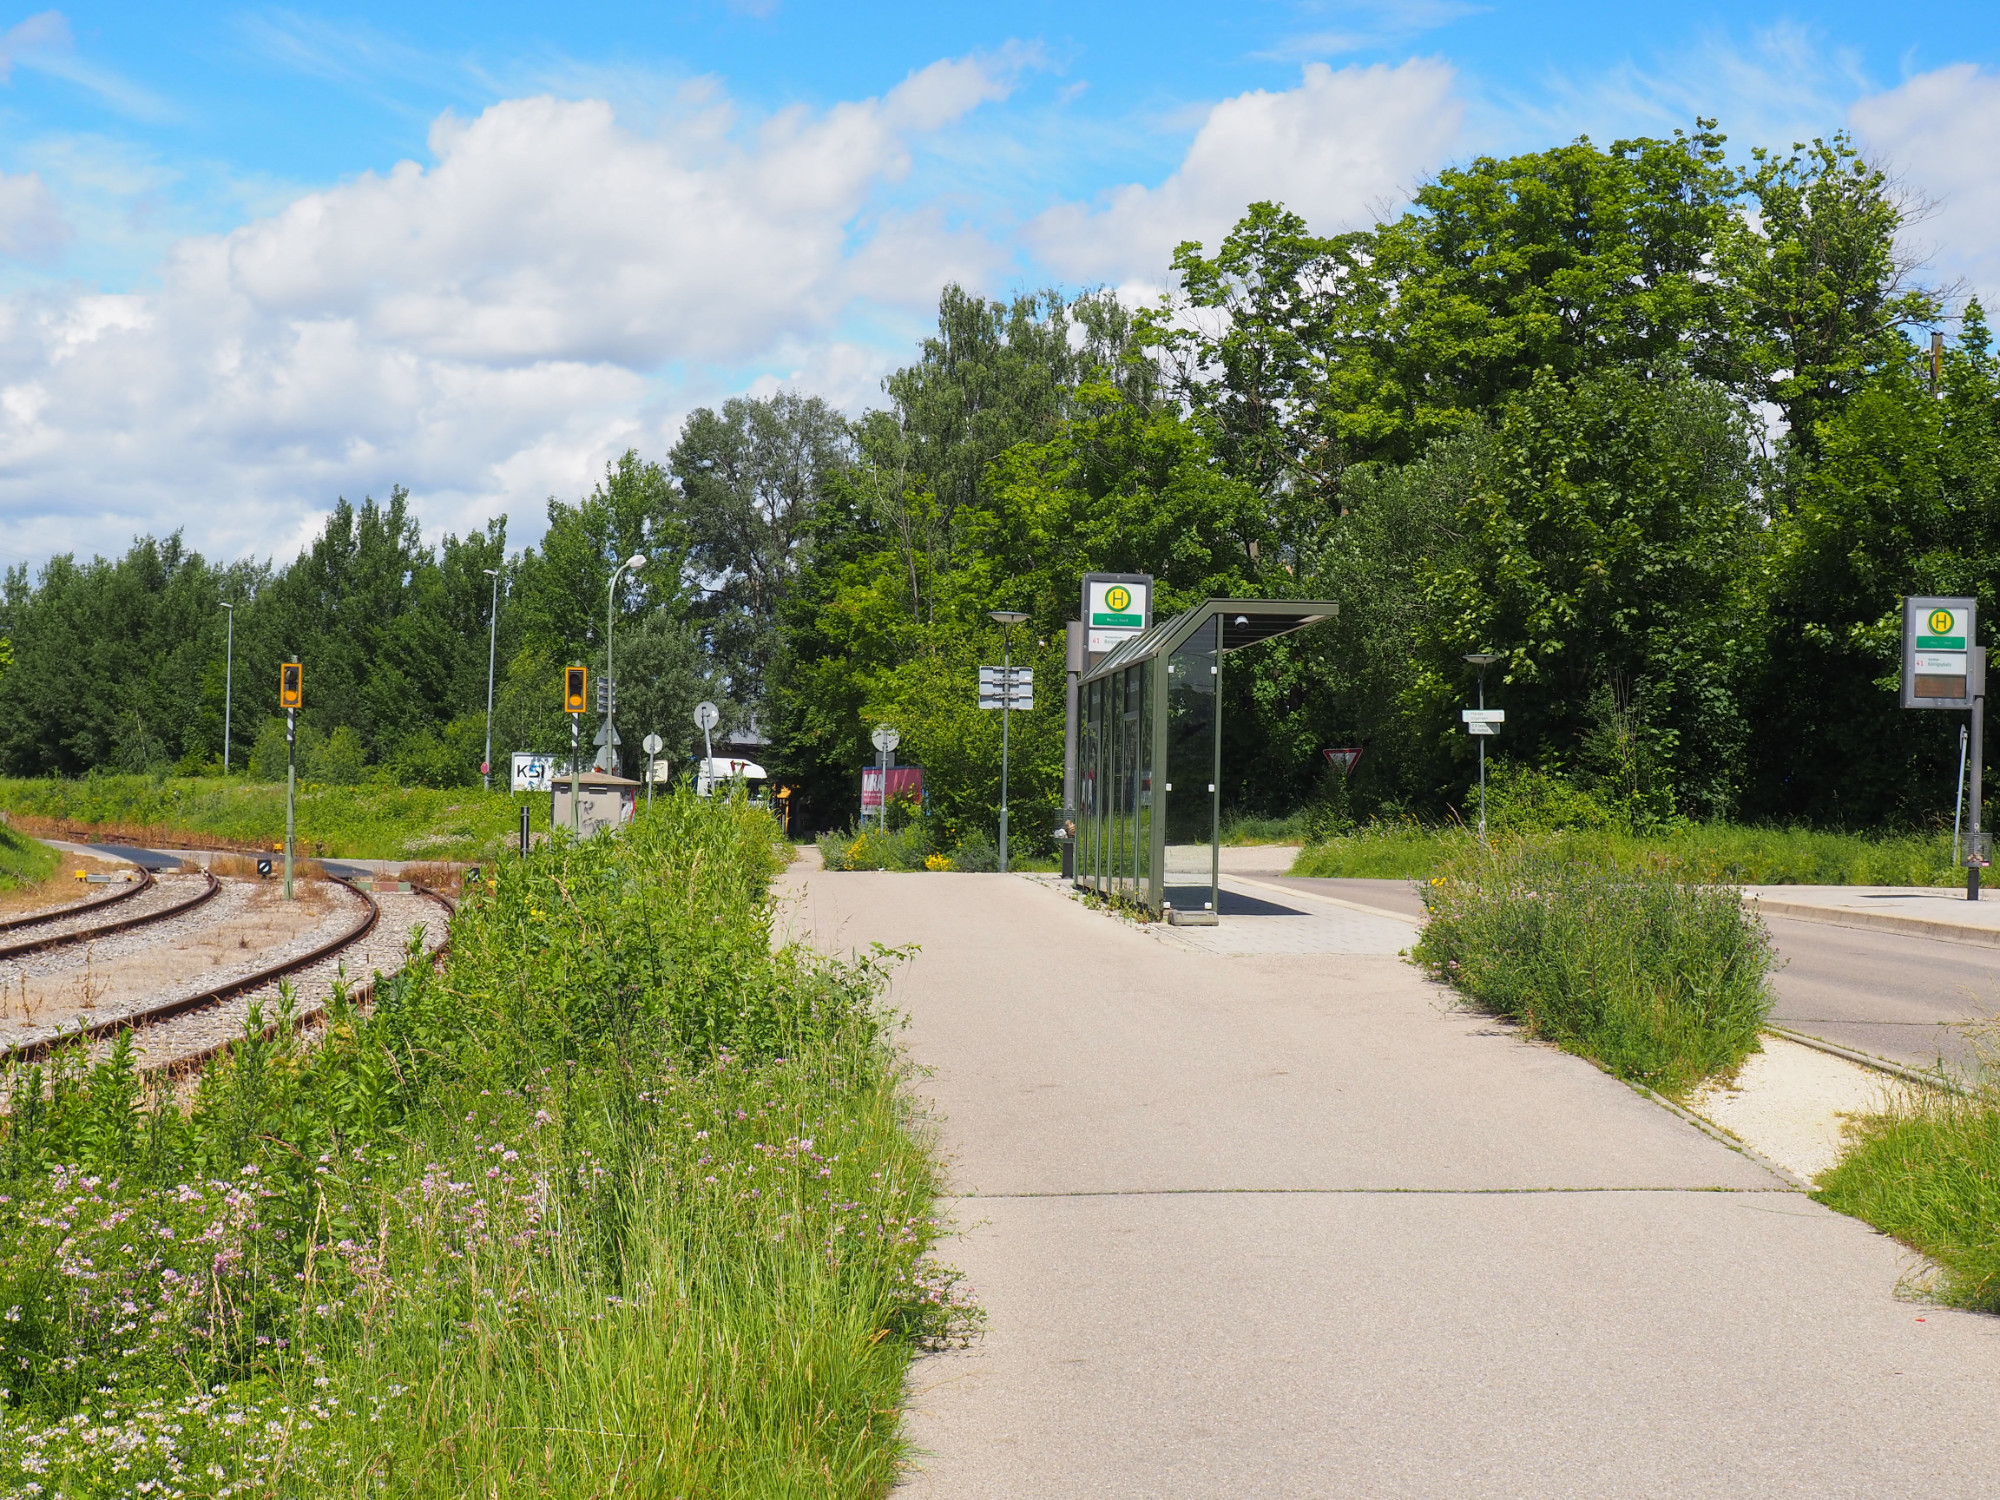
1263,874,2000,1080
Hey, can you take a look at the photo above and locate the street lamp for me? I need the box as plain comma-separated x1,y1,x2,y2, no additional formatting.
219,601,234,775
1464,653,1502,842
603,553,646,773
991,609,1029,872
481,568,501,792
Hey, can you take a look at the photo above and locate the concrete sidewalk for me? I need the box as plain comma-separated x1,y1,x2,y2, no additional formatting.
1745,883,2000,947
784,869,2000,1499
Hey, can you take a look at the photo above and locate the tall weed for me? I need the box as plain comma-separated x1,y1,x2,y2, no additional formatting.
0,789,965,1495
1413,840,1775,1095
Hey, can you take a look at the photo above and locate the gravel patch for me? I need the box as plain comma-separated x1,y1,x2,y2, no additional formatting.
1686,1034,1906,1185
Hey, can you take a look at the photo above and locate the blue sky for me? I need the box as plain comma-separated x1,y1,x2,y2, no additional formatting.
1,1,1997,568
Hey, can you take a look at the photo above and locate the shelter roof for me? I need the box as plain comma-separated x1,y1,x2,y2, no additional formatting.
1081,598,1339,685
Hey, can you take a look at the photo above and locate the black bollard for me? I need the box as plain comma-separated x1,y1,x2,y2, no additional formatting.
519,803,531,857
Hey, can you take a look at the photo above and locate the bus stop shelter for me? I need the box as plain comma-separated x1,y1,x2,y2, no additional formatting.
1073,598,1338,923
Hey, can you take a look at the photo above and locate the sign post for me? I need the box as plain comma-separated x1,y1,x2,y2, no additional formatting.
694,701,720,797
1903,597,1985,899
1462,654,1503,843
870,724,900,829
279,661,302,900
642,732,664,811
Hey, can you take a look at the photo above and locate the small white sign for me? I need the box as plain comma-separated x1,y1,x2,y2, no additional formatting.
1915,652,1968,675
694,700,720,731
1468,722,1499,737
1461,708,1506,723
871,724,901,753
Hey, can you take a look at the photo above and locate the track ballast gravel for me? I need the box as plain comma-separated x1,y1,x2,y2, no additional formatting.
124,888,448,1071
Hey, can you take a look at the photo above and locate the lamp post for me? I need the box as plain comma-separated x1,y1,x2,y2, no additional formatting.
220,601,234,775
991,610,1029,872
1464,653,1502,842
603,553,646,774
481,568,501,792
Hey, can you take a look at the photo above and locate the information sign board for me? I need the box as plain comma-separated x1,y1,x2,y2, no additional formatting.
1082,573,1153,656
1461,708,1506,724
1904,596,1979,709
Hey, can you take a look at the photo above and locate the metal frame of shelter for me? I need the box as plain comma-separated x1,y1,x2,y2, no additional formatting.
1073,598,1338,923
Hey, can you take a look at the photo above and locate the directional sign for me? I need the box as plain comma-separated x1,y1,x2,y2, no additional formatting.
1904,596,1979,709
1461,708,1506,723
977,665,1034,710
1468,722,1499,737
871,724,900,753
694,700,720,731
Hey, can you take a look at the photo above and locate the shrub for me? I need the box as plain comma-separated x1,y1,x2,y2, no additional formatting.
1413,838,1775,1095
820,822,933,871
949,827,1000,871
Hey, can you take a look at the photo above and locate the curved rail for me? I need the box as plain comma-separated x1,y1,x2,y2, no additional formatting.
160,883,456,1076
0,865,155,935
4,874,379,1065
0,869,219,964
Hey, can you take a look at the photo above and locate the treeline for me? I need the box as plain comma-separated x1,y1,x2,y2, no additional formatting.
2,123,1995,838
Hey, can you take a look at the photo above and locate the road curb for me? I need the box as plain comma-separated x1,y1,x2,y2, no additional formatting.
1762,1024,1974,1098
1746,894,2000,949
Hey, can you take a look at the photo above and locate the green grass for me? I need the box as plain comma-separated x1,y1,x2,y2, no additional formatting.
0,774,539,860
1411,837,1777,1096
0,819,57,890
0,791,964,1494
1218,811,1311,846
1815,1086,2000,1312
1295,821,1966,886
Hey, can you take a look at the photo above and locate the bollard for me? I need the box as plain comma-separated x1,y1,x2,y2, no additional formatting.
519,803,531,857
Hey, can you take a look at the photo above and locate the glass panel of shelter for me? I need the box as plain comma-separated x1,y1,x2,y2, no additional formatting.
1163,616,1220,917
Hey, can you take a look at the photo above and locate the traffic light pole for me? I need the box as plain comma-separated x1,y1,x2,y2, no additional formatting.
284,708,296,901
570,716,582,836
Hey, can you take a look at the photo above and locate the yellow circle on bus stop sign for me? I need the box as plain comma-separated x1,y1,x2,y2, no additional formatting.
1931,608,1956,635
1107,585,1131,612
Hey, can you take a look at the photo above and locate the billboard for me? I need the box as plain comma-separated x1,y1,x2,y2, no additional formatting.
861,766,924,814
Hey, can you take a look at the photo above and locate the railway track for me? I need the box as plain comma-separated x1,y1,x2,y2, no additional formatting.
0,867,219,962
1,876,455,1072
0,865,156,934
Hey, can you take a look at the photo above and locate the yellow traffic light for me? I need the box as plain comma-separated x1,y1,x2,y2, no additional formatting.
280,661,302,710
564,666,588,714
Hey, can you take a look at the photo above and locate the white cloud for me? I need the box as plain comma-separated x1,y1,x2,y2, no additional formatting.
0,170,70,262
0,57,1020,563
1851,64,2000,317
0,10,176,122
1028,58,1462,281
